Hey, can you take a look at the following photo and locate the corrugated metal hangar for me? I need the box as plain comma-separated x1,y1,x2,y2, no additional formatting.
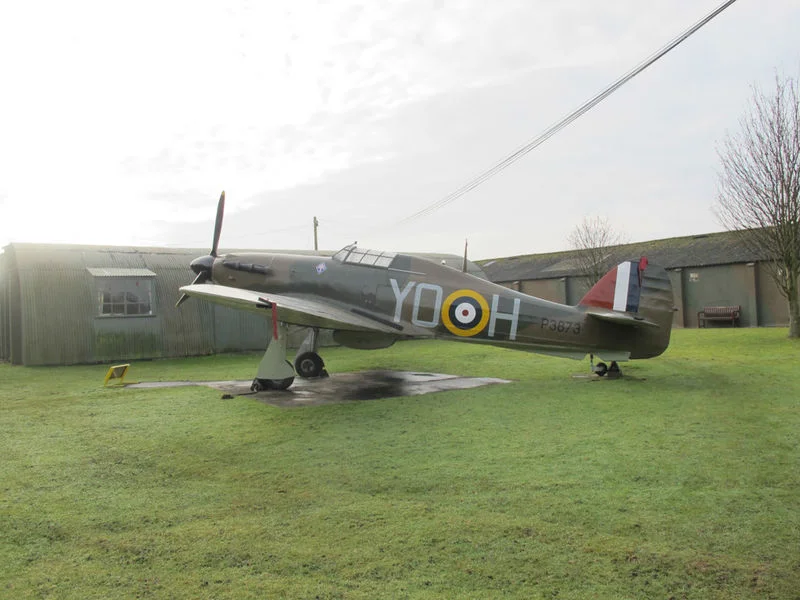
0,231,792,366
0,243,481,366
0,244,273,366
478,230,791,329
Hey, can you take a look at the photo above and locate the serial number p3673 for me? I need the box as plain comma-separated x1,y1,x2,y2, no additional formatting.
541,318,581,334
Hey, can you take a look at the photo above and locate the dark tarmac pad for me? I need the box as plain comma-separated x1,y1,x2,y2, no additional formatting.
128,371,510,407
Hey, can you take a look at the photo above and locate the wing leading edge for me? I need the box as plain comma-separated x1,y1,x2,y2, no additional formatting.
179,283,401,334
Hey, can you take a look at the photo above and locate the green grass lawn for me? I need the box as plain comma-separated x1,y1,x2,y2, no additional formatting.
1,329,799,599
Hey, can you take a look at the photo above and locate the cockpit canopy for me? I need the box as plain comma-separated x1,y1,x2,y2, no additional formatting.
332,244,397,268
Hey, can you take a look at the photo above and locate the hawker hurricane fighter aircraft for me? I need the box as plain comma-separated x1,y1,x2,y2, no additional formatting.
178,192,674,390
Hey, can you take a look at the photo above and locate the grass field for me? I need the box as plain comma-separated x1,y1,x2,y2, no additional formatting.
1,328,799,599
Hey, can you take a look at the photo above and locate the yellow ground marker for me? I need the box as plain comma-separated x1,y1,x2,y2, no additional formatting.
103,364,130,386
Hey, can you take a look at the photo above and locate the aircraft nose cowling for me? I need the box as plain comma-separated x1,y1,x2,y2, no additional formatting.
190,255,215,276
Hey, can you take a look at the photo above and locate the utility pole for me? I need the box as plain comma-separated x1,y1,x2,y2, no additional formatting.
313,216,319,251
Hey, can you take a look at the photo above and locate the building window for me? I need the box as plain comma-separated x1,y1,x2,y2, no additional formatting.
99,284,152,316
88,268,156,317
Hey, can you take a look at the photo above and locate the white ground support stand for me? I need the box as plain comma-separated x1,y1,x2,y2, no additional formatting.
251,322,295,390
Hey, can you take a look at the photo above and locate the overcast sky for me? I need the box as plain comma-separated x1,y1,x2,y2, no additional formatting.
1,0,798,259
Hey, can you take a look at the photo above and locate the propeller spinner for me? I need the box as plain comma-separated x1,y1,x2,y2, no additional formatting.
176,191,225,307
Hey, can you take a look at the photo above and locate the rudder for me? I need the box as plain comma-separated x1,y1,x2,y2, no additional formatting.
579,258,674,358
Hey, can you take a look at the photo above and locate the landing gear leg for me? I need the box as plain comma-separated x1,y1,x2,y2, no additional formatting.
251,322,295,391
294,327,328,379
590,354,608,377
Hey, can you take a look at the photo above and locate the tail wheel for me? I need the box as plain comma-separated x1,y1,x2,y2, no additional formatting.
594,362,608,377
294,352,325,378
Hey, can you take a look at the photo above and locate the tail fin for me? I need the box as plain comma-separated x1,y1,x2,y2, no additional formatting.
579,258,674,359
579,257,649,313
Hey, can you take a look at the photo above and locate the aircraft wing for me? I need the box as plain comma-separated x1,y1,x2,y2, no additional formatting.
584,308,660,328
179,283,401,334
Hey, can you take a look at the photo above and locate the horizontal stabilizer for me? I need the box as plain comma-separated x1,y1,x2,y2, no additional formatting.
585,308,659,328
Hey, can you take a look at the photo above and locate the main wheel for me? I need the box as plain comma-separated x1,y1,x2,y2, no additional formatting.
294,352,325,378
594,362,608,377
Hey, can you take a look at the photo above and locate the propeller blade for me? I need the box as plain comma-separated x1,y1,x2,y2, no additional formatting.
175,271,209,308
211,190,225,257
178,191,224,308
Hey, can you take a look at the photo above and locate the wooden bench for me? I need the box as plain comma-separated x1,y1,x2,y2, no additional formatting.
697,306,741,328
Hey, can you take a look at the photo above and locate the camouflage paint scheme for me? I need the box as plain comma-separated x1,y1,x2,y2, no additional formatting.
181,245,674,363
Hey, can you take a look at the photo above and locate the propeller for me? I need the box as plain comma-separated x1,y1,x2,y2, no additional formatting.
176,191,225,307
211,189,225,258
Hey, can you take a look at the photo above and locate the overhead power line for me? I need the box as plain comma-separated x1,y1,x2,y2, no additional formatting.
395,0,741,227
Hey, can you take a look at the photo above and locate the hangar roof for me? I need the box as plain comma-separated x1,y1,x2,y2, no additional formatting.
86,267,157,277
478,230,769,283
1,243,486,278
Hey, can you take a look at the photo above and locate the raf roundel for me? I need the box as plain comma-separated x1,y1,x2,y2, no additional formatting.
442,289,490,337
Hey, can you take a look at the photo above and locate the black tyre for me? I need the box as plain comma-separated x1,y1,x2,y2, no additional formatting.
594,362,608,377
294,352,325,378
269,376,295,390
251,376,295,391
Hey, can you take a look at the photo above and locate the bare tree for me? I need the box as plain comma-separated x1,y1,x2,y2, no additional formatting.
568,216,625,289
715,74,800,338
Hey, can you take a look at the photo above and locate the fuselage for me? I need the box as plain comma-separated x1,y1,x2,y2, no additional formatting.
208,246,671,360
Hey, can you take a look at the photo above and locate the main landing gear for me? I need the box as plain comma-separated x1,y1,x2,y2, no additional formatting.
250,326,328,392
293,327,328,379
295,352,325,378
589,355,622,378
